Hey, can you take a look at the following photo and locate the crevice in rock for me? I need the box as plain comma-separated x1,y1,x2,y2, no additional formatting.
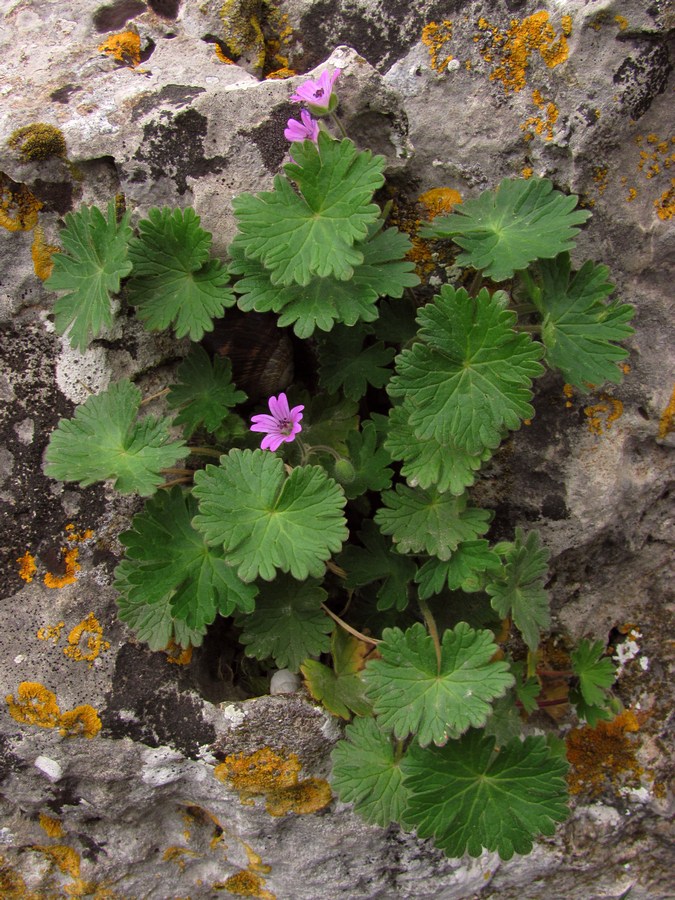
93,0,147,33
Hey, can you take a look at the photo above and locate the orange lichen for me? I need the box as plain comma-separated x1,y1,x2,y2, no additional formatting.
265,66,296,79
562,383,574,408
6,682,61,728
30,844,107,897
0,175,43,232
422,21,454,73
39,813,65,839
58,704,102,739
218,869,275,899
31,225,60,280
63,613,110,665
658,385,675,439
521,166,534,179
17,551,37,583
614,15,628,31
215,44,236,64
566,710,643,797
521,89,559,140
387,189,460,279
214,748,332,817
44,546,80,588
162,846,201,870
654,180,675,221
98,31,141,67
476,11,570,94
165,642,193,665
584,395,624,435
592,165,609,195
265,778,333,817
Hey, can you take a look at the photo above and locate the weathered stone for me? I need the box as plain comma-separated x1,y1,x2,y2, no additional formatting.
1,0,673,897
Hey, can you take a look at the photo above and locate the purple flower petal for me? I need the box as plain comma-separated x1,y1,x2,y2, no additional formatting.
250,393,305,451
290,68,340,109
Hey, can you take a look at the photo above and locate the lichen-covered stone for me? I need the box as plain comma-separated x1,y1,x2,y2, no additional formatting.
0,0,673,897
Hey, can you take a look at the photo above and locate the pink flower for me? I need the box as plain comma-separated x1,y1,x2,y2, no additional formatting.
284,109,320,144
290,68,340,110
250,393,304,452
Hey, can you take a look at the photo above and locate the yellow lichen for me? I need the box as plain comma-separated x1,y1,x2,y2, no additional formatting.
215,44,236,64
657,385,675,439
31,225,60,280
17,551,37,583
614,15,628,31
39,813,65,839
58,705,102,739
265,66,296,79
219,1,293,76
584,395,624,435
98,31,141,67
421,21,454,73
0,854,39,899
214,748,331,817
43,545,80,589
567,710,643,797
477,11,570,94
8,124,66,162
162,846,201,870
6,682,61,728
562,383,574,408
265,777,333,817
521,166,534,179
30,844,106,897
218,869,275,899
63,613,110,666
521,89,559,141
0,175,43,232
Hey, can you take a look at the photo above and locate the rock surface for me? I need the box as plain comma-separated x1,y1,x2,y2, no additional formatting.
1,0,673,898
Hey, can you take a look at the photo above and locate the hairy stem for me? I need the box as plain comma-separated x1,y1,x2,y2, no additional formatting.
321,603,380,645
140,387,170,406
187,446,222,459
418,597,442,673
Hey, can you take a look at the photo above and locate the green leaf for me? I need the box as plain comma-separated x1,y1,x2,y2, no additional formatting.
234,575,331,672
486,529,550,651
401,731,569,859
231,225,417,338
511,661,542,714
297,394,359,457
331,717,409,826
167,346,247,438
372,296,420,345
571,639,616,707
388,286,545,454
568,690,617,726
45,201,133,351
375,486,492,560
115,488,257,640
338,519,416,612
385,402,492,495
115,573,207,651
232,133,385,286
363,622,514,746
45,379,187,496
339,420,394,500
421,176,590,281
483,694,526,746
318,327,395,400
192,449,348,582
416,541,502,598
538,254,634,391
302,628,372,719
128,207,235,340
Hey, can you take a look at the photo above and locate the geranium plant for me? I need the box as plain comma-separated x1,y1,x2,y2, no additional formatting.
43,67,634,861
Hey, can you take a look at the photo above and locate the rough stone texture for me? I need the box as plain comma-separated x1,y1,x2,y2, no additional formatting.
0,0,674,897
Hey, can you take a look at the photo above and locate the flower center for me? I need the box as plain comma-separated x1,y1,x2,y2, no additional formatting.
278,418,293,435
315,88,324,98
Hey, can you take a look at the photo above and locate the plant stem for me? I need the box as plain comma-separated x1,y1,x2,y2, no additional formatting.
330,112,348,139
161,477,192,489
140,387,170,406
468,270,483,296
418,597,442,673
321,603,380,645
515,324,542,334
187,446,222,459
161,468,193,476
305,444,342,462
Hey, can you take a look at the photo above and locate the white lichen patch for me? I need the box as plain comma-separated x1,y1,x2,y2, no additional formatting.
613,629,643,675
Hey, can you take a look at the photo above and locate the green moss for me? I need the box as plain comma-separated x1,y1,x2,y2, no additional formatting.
8,123,66,161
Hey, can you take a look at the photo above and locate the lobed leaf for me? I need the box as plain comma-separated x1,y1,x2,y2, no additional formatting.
363,622,514,747
231,225,417,338
46,201,133,351
421,176,590,281
416,541,502,598
192,449,348,582
45,379,187,496
235,575,331,672
538,253,634,391
388,286,544,455
167,345,247,437
318,327,395,400
338,420,394,500
375,486,492,560
401,731,569,859
339,519,416,612
331,717,410,826
231,133,385,286
486,528,551,651
571,639,616,708
114,488,257,641
302,628,372,719
128,207,235,340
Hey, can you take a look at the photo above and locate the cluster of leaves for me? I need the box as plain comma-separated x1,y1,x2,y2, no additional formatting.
44,125,634,862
